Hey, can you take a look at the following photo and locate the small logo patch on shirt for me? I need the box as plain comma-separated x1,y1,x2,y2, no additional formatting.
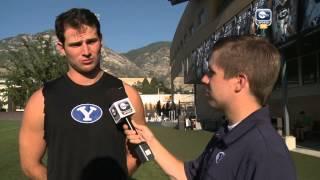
215,151,225,164
71,104,103,124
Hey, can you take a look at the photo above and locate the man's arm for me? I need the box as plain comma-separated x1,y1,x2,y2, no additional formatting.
19,88,47,180
123,83,146,175
124,121,187,180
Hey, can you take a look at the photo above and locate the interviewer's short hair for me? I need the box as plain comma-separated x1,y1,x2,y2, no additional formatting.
211,35,281,105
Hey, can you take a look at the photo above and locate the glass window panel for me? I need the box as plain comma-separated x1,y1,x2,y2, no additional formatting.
318,52,320,83
302,54,317,84
287,58,299,87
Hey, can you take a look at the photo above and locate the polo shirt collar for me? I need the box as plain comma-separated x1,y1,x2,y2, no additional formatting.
216,106,271,148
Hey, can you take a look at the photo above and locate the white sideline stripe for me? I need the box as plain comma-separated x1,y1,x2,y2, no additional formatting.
291,147,320,158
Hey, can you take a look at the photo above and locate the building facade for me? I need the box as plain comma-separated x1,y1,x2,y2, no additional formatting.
170,0,320,131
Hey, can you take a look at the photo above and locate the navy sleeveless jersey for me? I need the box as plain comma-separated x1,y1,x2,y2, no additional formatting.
43,72,128,180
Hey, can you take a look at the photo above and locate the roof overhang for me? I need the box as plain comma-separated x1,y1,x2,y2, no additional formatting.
168,0,189,6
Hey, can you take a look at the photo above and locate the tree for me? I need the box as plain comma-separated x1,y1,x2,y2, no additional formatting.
149,77,158,93
132,81,143,93
142,77,152,94
132,77,171,94
157,81,171,94
3,36,68,108
150,77,171,94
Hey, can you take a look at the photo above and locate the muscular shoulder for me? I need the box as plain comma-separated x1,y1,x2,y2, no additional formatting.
123,83,145,125
21,88,45,130
26,88,44,111
123,83,140,100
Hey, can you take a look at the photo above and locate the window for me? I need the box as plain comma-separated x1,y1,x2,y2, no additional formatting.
184,33,188,42
302,54,317,84
198,9,207,26
185,57,189,75
318,52,320,83
286,59,299,87
189,24,195,35
219,0,233,13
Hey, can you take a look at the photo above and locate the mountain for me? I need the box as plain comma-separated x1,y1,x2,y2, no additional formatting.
101,47,145,77
122,41,171,85
0,31,172,86
0,31,146,77
0,31,56,67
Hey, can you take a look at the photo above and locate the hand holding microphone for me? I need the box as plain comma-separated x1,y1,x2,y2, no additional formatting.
109,98,154,163
123,120,155,145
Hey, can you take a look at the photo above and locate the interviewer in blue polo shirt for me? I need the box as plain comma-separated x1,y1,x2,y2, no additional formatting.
124,35,296,180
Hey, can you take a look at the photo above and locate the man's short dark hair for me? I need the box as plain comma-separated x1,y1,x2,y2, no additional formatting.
211,35,281,105
55,8,102,44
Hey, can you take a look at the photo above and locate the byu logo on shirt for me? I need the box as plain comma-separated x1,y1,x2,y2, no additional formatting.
71,104,103,124
215,151,226,164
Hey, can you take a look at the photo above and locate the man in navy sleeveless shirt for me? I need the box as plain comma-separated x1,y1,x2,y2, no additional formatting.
19,8,146,180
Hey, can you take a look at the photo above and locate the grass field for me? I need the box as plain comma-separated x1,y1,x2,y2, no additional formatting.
0,120,319,180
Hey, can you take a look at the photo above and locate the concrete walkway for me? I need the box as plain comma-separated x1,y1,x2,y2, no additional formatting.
292,146,320,158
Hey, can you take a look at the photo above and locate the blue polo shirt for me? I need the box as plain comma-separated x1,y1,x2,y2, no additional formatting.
184,106,296,180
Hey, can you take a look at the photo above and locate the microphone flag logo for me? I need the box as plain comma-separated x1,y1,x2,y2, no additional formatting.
109,98,135,124
118,101,133,115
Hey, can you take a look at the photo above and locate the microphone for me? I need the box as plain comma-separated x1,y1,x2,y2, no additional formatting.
109,98,154,163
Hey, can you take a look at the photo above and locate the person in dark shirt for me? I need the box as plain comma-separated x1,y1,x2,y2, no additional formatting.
19,8,145,180
124,35,296,180
295,110,314,141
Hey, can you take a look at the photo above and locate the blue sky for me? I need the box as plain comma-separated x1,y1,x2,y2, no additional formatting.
0,0,186,53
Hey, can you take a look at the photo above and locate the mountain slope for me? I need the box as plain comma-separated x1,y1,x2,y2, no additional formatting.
0,30,146,77
101,47,145,77
122,41,171,83
0,31,173,87
123,41,171,65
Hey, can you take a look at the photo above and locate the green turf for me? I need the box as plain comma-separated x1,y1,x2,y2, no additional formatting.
0,120,27,180
0,120,319,180
291,152,320,180
132,125,212,180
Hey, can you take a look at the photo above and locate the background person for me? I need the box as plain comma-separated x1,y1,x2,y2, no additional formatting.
295,110,314,141
124,35,296,180
19,8,145,180
185,117,192,131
